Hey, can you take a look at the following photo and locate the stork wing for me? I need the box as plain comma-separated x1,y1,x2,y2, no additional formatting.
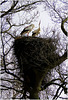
21,24,34,35
32,28,40,33
20,28,29,35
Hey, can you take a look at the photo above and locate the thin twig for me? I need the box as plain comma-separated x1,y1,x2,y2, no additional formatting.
1,1,18,17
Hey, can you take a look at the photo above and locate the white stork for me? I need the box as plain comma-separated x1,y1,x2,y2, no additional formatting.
21,24,35,36
32,21,41,37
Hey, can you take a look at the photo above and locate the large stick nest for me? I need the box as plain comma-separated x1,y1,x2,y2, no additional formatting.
13,36,60,96
13,36,59,73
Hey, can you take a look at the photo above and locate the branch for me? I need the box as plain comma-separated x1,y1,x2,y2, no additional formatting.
53,88,63,100
1,32,6,71
15,0,42,10
5,70,23,83
6,32,16,39
1,1,18,17
46,0,62,19
0,0,7,5
52,52,67,68
5,45,13,56
53,82,67,100
5,1,44,14
1,78,15,83
1,85,22,93
1,34,23,82
59,97,68,99
41,78,67,90
61,17,68,36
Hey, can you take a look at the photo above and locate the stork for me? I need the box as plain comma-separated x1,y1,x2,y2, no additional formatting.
32,21,41,37
20,24,35,36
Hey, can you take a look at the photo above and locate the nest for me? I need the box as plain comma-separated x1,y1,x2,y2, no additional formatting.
13,36,59,72
13,36,59,95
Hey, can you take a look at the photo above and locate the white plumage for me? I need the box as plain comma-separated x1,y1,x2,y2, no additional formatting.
32,21,41,37
21,24,35,36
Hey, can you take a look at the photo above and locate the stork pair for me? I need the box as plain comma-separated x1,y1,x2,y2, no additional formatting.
20,21,41,36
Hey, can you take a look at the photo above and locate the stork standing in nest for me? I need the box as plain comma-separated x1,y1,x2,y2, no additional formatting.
20,24,35,36
32,21,41,37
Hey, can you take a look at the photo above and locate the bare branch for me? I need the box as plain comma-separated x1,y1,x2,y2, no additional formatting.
59,97,68,99
10,1,44,13
5,45,13,56
53,82,67,100
41,78,67,90
1,33,6,71
52,52,67,68
61,17,68,36
1,1,18,17
46,0,63,19
0,0,8,5
1,85,22,93
5,70,23,82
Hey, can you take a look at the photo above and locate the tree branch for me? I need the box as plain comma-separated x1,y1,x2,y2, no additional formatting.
1,32,6,71
46,0,63,19
1,85,22,93
41,78,67,90
1,1,18,17
0,0,7,5
4,1,44,14
61,17,68,36
1,33,23,82
5,70,23,82
53,82,67,100
52,52,67,68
